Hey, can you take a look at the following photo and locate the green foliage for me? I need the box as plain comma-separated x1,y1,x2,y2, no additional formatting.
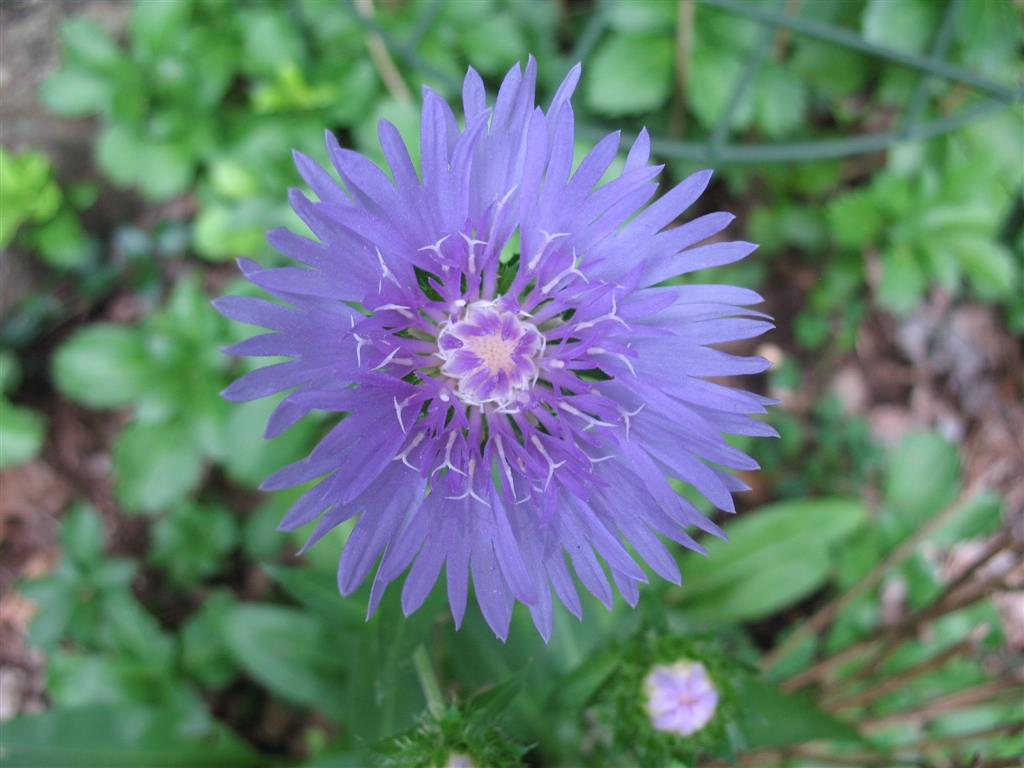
53,275,317,513
13,0,1023,765
374,682,529,768
222,603,349,719
20,504,137,650
585,34,674,117
0,350,47,468
0,147,93,269
1,704,262,768
678,498,868,624
149,503,239,589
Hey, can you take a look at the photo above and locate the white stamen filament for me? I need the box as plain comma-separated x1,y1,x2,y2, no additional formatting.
573,294,629,332
530,434,566,490
393,431,426,471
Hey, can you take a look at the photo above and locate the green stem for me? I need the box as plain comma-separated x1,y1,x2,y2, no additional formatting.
413,644,446,720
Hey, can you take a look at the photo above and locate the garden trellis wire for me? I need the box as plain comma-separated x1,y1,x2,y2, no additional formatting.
346,0,1024,164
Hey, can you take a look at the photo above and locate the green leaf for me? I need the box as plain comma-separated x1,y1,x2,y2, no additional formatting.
25,208,93,269
0,351,19,393
95,124,141,187
947,235,1018,299
39,69,111,116
0,147,63,245
221,397,319,488
264,564,365,628
149,503,238,589
735,675,864,747
688,46,754,131
60,16,121,71
932,490,1003,546
181,589,239,689
827,190,885,250
0,399,45,468
60,503,106,564
585,34,674,116
222,604,348,717
862,0,940,54
680,498,868,623
134,141,195,201
607,0,677,33
1,704,261,768
884,431,960,530
461,14,527,76
754,65,807,139
878,245,926,314
113,420,204,514
52,324,150,408
131,0,192,54
240,7,306,76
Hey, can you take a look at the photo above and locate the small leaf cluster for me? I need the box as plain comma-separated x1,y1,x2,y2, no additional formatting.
0,350,46,469
0,146,95,270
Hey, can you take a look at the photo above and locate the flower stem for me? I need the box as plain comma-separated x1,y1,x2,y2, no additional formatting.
413,644,445,720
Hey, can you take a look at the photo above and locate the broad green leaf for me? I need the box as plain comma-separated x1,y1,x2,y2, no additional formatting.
1,704,261,768
949,235,1018,299
180,589,239,689
59,503,105,564
683,548,832,623
60,16,121,71
134,141,194,201
461,14,527,76
221,397,319,488
679,498,867,622
26,208,93,269
0,399,45,468
682,498,867,593
608,0,677,33
95,124,142,186
688,47,754,131
956,0,1023,75
52,324,150,408
264,564,365,628
131,0,192,54
932,490,1003,546
240,7,306,76
222,604,348,718
878,245,926,314
0,351,18,392
39,69,111,116
113,420,204,514
862,0,940,54
754,65,807,139
884,431,960,530
735,675,864,746
585,34,674,116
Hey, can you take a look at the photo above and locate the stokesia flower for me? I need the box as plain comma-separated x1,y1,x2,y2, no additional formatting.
643,660,718,737
218,58,775,641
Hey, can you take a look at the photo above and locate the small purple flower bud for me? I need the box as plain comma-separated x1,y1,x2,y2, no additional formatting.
643,660,718,736
443,754,475,768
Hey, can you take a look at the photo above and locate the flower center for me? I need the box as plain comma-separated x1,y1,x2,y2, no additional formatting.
436,300,544,410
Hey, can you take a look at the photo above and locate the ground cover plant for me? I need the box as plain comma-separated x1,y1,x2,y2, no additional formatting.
0,1,1022,766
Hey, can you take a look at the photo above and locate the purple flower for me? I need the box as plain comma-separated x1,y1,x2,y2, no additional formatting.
643,660,718,736
218,58,774,641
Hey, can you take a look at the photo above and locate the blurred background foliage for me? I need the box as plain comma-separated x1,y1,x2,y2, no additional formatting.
0,0,1022,766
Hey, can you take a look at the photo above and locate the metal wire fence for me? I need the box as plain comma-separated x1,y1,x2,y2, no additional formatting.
346,0,1024,164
